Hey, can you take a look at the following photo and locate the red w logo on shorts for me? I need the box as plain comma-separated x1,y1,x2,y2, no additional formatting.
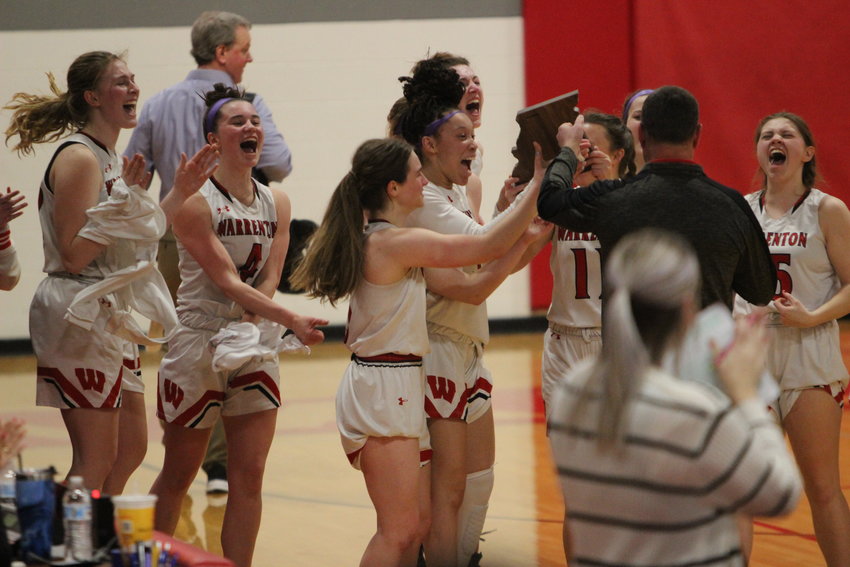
427,375,456,402
162,379,184,409
75,368,106,392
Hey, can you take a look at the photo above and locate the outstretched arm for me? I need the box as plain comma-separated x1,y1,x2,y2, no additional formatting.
173,193,327,345
537,116,613,231
423,219,552,305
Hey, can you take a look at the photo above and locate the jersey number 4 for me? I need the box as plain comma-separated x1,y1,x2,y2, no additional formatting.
239,243,263,282
772,253,792,299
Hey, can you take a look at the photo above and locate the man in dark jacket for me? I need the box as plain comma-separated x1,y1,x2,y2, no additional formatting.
537,85,775,309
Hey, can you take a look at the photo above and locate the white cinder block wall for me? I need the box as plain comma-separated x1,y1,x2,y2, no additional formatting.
0,16,528,340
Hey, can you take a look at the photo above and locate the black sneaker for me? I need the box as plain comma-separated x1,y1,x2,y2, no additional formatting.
205,463,228,494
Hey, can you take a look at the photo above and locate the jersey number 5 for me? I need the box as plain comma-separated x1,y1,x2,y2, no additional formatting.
771,253,792,299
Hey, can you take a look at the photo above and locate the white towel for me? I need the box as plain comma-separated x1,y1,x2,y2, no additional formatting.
209,320,310,372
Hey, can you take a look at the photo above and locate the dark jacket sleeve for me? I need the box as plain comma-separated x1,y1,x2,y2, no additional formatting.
537,147,625,233
727,190,776,306
537,147,579,226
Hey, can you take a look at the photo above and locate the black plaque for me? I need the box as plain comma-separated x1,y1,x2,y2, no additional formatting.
511,90,579,184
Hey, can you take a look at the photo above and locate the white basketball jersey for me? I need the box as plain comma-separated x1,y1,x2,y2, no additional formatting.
38,133,122,277
406,181,489,344
176,178,278,321
737,189,839,319
345,221,430,357
548,227,602,328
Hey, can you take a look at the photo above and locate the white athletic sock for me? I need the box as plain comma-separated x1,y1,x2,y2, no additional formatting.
457,466,494,566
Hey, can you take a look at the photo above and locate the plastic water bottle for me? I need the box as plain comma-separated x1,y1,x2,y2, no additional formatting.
62,476,93,561
0,465,19,545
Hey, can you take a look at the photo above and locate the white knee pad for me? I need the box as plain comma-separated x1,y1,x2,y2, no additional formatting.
457,466,494,565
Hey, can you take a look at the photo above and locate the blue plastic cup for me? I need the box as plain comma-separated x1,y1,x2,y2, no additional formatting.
15,467,56,562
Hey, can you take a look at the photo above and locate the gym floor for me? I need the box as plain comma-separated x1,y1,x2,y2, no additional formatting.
3,325,848,566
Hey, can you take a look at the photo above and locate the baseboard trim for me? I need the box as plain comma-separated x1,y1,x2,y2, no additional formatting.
0,316,550,356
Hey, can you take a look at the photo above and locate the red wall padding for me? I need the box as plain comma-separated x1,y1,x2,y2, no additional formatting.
526,0,850,310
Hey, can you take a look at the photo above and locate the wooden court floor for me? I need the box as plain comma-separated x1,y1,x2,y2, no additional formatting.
2,323,850,566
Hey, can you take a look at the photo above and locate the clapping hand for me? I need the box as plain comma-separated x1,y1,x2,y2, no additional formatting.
0,188,27,228
172,144,220,201
122,153,153,189
0,417,25,469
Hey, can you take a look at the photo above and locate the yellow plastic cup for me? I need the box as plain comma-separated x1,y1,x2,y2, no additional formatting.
112,494,157,550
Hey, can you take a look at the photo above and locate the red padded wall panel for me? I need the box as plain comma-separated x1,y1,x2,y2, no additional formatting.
526,0,850,310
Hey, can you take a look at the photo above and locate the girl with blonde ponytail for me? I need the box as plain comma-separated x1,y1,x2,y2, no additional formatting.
5,51,216,495
548,228,801,567
292,137,547,567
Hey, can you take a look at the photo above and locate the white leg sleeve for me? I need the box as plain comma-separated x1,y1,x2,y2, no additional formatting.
457,466,494,566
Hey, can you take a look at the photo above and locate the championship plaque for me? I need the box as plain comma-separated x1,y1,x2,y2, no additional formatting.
511,90,579,184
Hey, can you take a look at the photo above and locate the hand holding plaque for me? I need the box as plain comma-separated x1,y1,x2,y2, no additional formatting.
511,90,579,184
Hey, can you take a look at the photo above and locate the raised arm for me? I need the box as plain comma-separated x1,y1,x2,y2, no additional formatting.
158,145,220,227
423,219,552,305
537,116,625,233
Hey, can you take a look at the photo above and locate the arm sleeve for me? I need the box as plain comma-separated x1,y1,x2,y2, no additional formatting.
253,93,293,182
732,197,777,306
0,231,21,290
700,399,801,517
537,146,622,233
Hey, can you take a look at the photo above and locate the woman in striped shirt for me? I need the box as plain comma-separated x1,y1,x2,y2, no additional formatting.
548,228,801,567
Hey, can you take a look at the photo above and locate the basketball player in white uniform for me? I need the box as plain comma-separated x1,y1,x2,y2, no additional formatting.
157,176,282,427
396,65,545,561
541,112,634,419
293,138,545,567
149,86,326,567
338,221,431,469
7,52,218,494
735,112,850,566
4,52,158,494
32,133,144,412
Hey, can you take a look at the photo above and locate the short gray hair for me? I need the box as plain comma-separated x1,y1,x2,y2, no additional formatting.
190,11,251,66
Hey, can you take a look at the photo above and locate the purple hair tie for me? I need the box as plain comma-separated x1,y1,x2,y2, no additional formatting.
204,97,235,136
622,89,654,119
423,110,462,137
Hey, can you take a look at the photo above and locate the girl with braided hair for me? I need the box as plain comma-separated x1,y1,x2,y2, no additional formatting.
396,59,546,567
292,137,545,567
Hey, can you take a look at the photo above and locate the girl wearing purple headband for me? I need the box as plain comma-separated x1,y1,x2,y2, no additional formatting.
150,83,327,567
397,59,549,567
622,88,654,171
